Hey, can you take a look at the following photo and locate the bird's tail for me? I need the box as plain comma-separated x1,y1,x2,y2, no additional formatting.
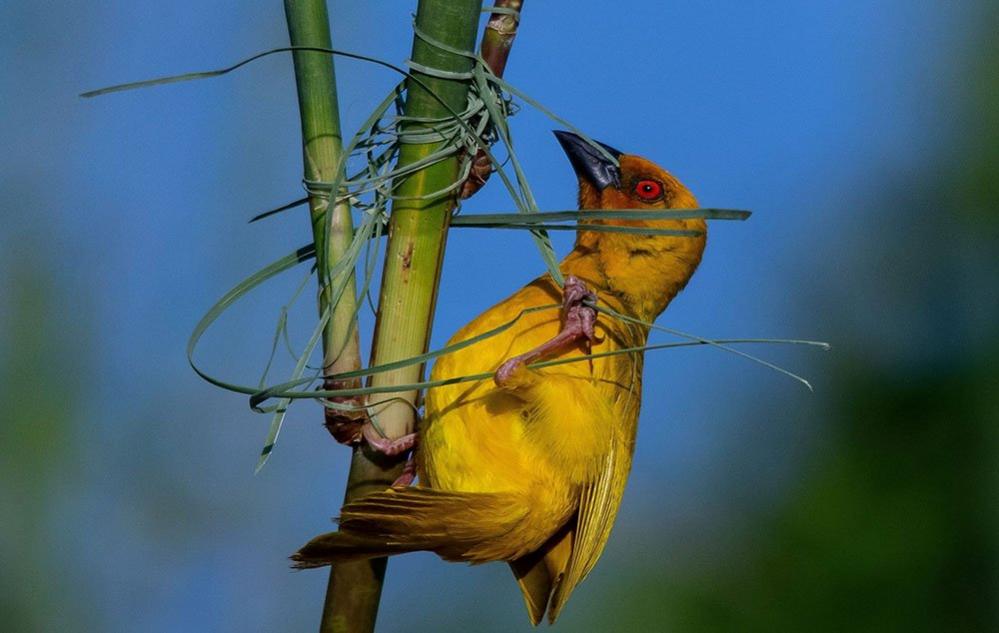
291,486,531,568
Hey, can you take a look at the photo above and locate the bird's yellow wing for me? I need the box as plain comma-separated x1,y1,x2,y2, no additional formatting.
549,436,631,620
508,373,638,624
502,301,646,622
548,348,642,621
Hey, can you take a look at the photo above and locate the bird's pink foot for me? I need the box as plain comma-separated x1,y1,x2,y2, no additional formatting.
362,423,416,457
391,456,417,488
494,275,598,387
561,275,597,345
361,423,419,487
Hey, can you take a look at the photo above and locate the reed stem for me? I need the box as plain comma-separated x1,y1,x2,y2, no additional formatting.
281,2,366,632
322,1,484,631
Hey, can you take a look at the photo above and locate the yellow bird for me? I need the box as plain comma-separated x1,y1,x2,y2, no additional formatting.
294,131,707,624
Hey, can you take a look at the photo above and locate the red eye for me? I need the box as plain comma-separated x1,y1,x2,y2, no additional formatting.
634,179,663,201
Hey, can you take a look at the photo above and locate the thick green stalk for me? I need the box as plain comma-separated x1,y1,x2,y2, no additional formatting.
284,1,363,389
325,1,484,631
282,3,366,633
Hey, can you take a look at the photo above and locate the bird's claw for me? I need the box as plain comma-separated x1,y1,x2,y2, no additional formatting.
561,275,596,308
391,457,417,488
494,276,599,388
362,423,417,457
562,275,598,345
361,423,419,488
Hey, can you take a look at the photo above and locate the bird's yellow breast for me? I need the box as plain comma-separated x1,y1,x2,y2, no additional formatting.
419,275,645,500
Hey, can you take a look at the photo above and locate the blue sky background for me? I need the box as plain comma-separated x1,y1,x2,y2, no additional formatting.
1,1,993,631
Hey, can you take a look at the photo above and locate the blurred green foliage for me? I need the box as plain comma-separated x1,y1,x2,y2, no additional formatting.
651,354,997,632
0,256,94,631
598,8,999,632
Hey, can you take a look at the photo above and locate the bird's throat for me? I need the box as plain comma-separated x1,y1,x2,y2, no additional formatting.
562,232,706,322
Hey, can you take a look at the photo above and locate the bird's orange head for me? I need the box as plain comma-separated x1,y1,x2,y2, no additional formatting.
554,130,706,319
554,130,698,213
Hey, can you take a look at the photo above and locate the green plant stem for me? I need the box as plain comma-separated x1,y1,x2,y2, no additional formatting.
284,1,363,390
460,0,524,199
282,3,366,633
325,1,484,631
481,0,523,79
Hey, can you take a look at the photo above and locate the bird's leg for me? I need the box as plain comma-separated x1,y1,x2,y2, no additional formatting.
495,275,597,386
391,452,418,488
361,420,419,488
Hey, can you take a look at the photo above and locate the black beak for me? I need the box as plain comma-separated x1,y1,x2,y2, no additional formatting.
553,130,623,191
